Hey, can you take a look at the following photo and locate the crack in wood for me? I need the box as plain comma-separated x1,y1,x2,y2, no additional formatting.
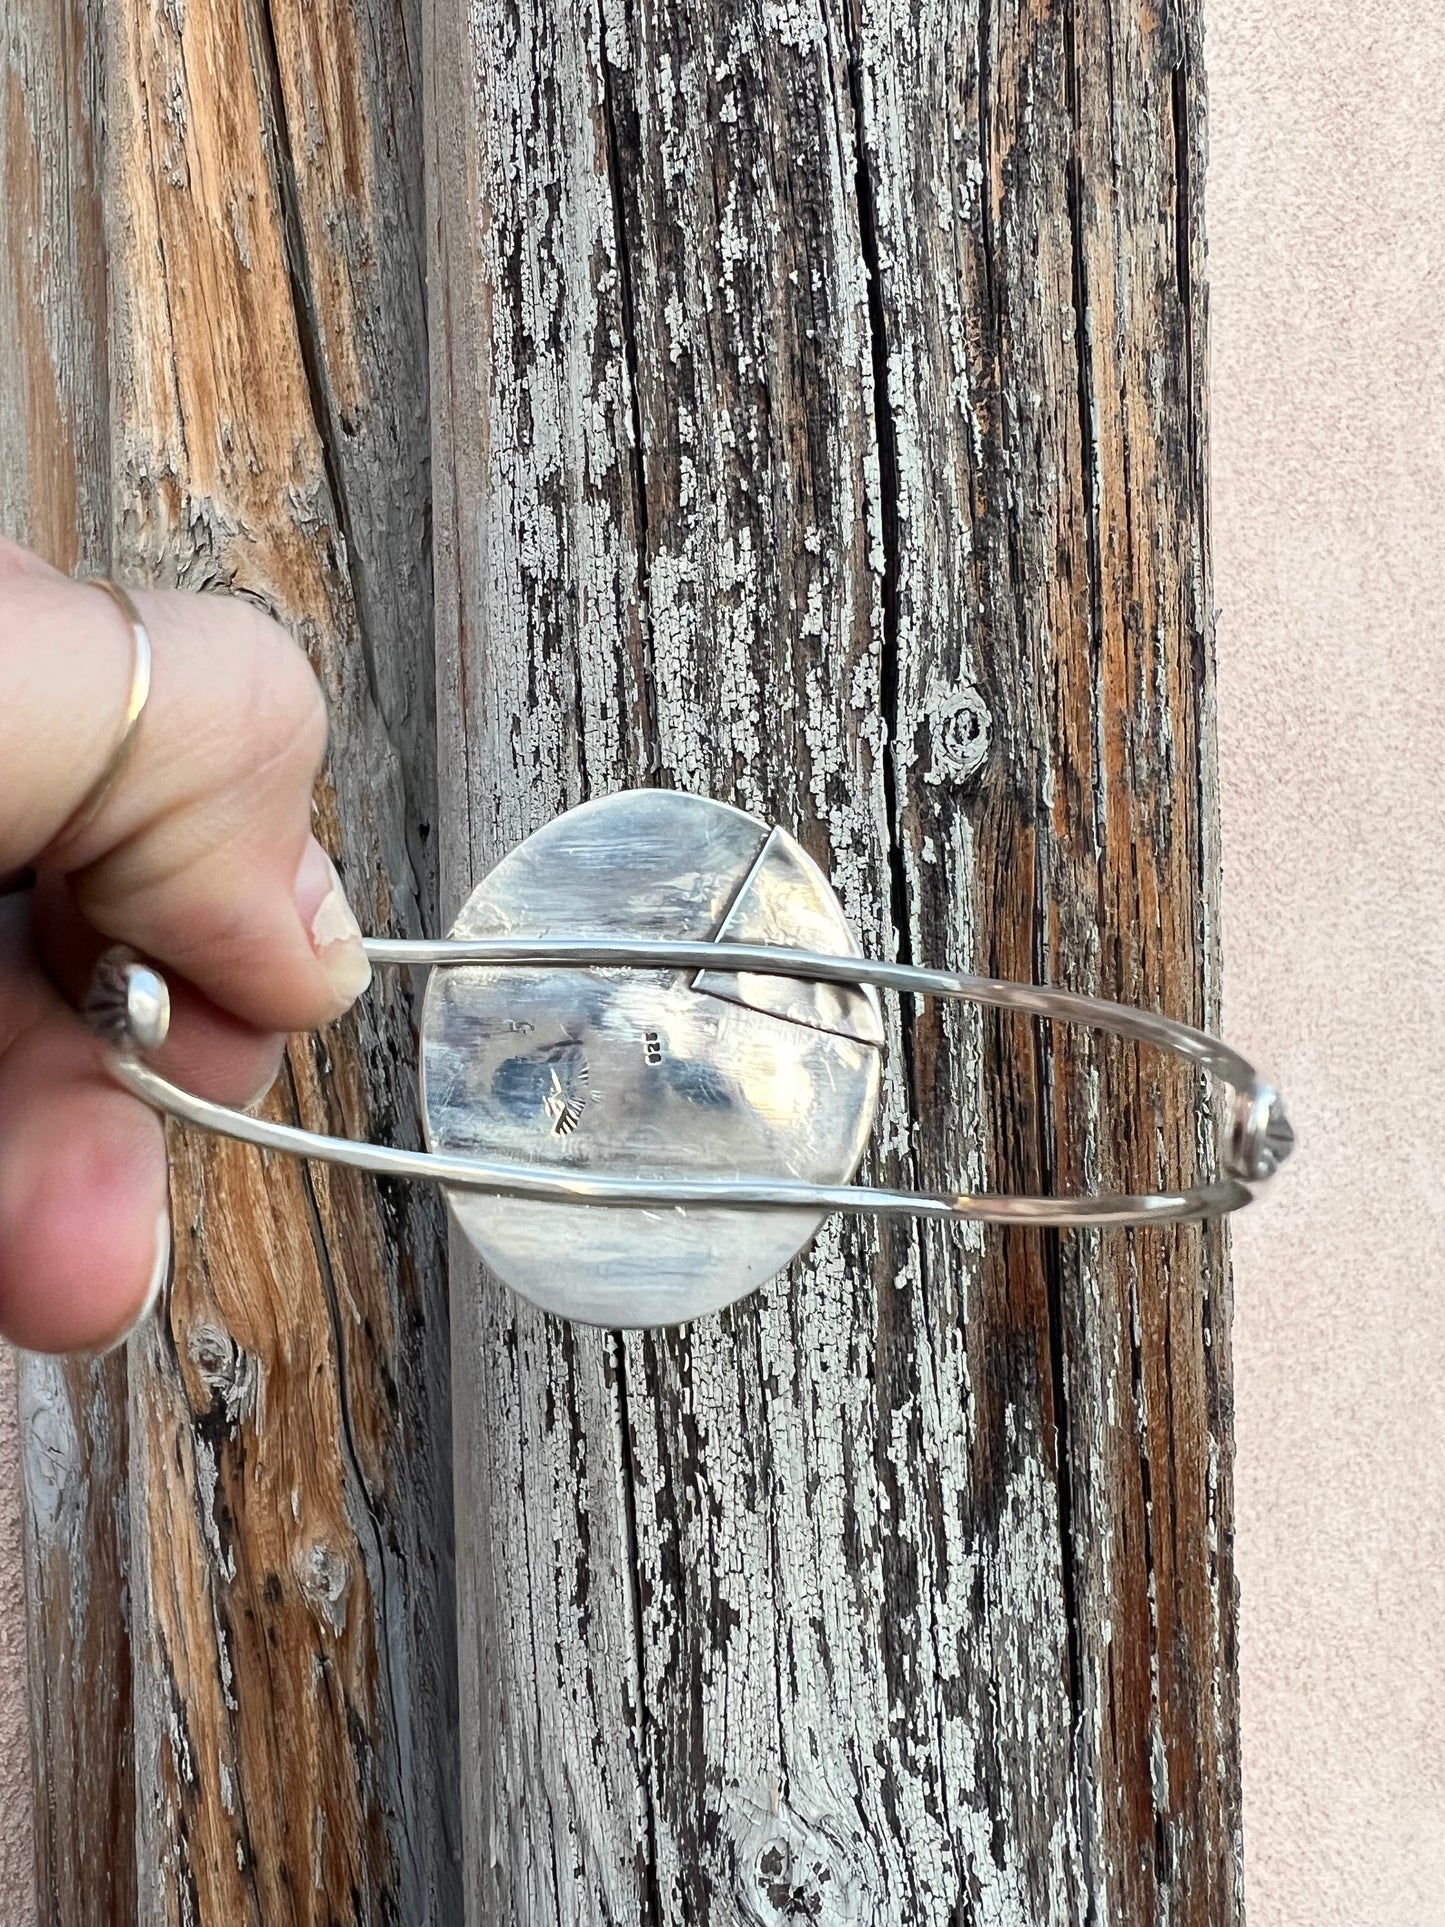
283,1053,407,1800
612,1334,666,1927
596,0,662,784
841,15,910,993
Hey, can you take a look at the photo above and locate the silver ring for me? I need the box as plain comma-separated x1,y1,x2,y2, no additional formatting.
58,579,153,845
84,791,1293,1329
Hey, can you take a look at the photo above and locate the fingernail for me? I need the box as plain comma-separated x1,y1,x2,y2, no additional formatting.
240,1040,287,1113
295,838,372,1015
242,1072,279,1113
141,1207,170,1322
96,1207,170,1356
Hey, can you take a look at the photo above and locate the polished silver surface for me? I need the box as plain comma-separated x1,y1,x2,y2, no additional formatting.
419,792,882,1325
89,788,1294,1332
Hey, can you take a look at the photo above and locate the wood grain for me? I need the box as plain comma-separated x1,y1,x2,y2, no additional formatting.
1,2,134,1920
428,0,1236,1921
102,0,458,1919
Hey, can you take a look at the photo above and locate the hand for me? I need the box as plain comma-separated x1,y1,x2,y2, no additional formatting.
0,537,372,1354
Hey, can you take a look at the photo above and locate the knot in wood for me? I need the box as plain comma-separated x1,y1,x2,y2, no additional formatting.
922,684,992,789
17,1358,79,1539
186,1318,262,1429
733,1799,873,1925
293,1540,352,1637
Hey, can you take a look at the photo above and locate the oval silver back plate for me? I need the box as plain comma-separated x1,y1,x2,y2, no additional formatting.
420,790,882,1327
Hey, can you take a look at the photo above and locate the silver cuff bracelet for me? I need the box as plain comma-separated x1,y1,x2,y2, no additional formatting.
86,789,1293,1329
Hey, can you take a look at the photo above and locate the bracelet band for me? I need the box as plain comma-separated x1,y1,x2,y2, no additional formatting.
99,939,1283,1219
83,789,1294,1329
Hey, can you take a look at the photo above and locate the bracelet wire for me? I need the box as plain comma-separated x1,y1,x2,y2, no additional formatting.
93,940,1291,1229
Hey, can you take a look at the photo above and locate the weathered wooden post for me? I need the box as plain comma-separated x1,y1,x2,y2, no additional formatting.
3,0,460,1919
427,0,1237,1922
1,6,131,1920
6,0,1238,1917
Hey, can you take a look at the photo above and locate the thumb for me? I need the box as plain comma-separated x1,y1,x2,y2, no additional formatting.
0,541,371,1034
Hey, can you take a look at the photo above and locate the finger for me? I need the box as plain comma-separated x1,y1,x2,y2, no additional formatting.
0,1008,168,1354
33,873,285,1109
0,538,371,1033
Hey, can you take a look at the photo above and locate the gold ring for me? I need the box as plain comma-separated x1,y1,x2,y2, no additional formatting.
59,579,153,846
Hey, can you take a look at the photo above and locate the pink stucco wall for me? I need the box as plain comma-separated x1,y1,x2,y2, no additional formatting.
1211,0,1445,1920
0,2,1440,1918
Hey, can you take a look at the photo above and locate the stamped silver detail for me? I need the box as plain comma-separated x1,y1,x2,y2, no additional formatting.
84,947,171,1054
1226,1083,1295,1185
